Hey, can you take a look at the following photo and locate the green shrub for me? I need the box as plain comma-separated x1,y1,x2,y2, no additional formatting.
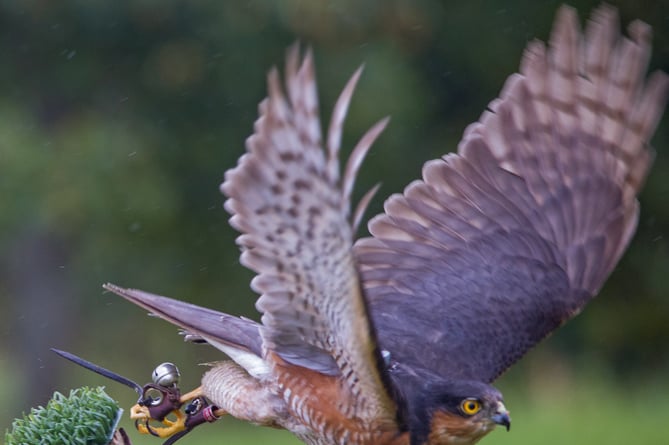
5,387,121,445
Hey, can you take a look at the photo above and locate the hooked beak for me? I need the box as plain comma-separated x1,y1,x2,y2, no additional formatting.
491,402,511,431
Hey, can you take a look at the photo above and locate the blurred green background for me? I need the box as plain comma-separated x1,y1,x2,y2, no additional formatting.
1,0,668,444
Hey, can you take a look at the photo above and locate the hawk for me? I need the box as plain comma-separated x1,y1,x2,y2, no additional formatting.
104,5,667,445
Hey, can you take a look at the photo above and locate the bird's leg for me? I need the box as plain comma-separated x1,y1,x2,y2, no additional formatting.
201,361,288,428
130,385,204,438
179,387,205,404
131,385,226,438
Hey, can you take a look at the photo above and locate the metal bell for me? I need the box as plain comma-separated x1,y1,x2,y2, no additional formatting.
151,362,180,387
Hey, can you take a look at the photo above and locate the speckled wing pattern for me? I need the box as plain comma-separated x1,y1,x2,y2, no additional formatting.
221,45,395,421
355,5,669,383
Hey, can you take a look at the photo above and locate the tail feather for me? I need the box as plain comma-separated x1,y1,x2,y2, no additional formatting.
103,283,270,378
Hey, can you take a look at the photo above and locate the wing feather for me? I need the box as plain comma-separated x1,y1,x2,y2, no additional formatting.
355,5,668,382
222,44,395,421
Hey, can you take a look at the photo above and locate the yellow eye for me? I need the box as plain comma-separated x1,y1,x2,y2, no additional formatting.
460,398,482,415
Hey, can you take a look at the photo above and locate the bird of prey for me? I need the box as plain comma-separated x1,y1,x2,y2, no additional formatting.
104,5,668,445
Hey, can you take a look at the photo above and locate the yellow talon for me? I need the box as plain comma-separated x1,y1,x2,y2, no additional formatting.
129,404,150,421
129,386,206,438
130,404,187,438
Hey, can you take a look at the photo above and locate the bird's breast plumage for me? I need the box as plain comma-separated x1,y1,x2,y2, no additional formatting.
271,354,405,445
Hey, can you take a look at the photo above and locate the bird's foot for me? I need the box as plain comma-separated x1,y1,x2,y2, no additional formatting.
130,403,188,438
130,386,223,439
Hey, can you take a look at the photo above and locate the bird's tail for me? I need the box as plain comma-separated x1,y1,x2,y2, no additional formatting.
103,283,270,378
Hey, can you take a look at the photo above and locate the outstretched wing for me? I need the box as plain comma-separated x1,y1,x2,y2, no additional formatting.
355,5,668,383
222,45,395,421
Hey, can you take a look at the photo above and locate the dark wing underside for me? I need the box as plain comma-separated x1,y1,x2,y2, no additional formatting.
355,5,668,383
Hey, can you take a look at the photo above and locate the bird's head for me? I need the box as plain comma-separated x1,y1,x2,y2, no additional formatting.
407,379,510,445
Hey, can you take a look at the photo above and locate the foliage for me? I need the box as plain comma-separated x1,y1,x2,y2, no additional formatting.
5,387,121,445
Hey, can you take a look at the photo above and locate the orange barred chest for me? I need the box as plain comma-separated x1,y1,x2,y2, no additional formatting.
274,361,406,445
